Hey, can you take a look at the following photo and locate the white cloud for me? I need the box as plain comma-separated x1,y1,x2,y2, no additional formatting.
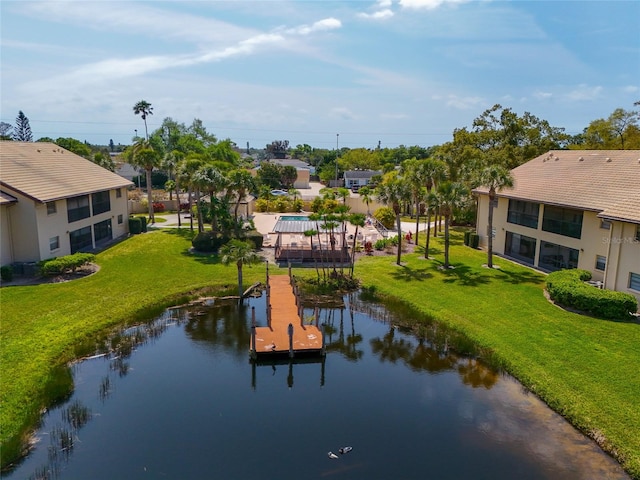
622,85,638,94
443,95,485,110
565,84,603,101
399,0,470,10
285,17,342,35
533,91,553,100
330,107,358,120
358,9,395,20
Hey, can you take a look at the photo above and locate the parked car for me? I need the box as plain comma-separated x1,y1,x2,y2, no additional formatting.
270,189,288,196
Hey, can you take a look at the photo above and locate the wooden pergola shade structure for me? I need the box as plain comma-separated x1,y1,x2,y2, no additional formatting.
271,218,351,264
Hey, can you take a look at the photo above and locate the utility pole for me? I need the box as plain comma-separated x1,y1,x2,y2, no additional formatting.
335,133,339,185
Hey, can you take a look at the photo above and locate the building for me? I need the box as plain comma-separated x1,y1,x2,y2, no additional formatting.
343,170,382,191
0,142,133,266
474,150,640,302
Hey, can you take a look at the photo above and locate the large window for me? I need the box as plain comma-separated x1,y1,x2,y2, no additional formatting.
92,190,111,215
69,226,92,253
542,205,583,239
507,200,539,229
630,273,640,291
505,231,536,265
67,195,90,223
538,241,579,272
94,219,112,244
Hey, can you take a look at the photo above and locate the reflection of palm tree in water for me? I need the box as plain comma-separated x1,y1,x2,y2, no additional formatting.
325,307,364,361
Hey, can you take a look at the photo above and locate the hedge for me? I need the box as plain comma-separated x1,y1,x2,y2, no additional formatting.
546,269,637,320
40,253,96,276
192,230,264,253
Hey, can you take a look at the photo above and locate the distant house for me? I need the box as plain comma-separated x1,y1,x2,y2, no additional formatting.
473,150,640,302
0,141,133,266
343,170,382,191
253,158,312,189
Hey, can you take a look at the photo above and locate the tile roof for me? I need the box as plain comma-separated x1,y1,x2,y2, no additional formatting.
474,150,640,223
344,170,382,179
0,190,18,205
0,141,133,202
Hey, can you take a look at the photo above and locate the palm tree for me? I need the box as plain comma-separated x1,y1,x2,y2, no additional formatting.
436,181,468,269
348,213,366,277
400,159,427,246
358,185,373,215
133,100,153,140
375,176,411,266
129,139,161,223
194,165,226,235
177,155,206,231
220,240,262,302
420,158,447,259
478,165,513,268
227,169,256,231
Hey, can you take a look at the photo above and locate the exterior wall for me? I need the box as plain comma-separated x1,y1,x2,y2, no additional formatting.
1,204,16,265
293,169,310,189
476,193,640,302
1,187,130,263
604,221,640,302
345,196,385,215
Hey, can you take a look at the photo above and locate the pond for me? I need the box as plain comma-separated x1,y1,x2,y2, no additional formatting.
6,292,628,480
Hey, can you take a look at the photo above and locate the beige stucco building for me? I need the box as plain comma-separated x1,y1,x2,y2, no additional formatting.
474,150,640,302
1,142,133,266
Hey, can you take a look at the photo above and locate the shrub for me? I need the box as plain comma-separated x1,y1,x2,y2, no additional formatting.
373,207,395,229
241,230,264,250
546,269,637,320
152,202,165,213
191,232,230,253
470,233,480,248
41,253,96,276
128,217,142,234
1,265,13,282
464,231,471,246
374,239,387,251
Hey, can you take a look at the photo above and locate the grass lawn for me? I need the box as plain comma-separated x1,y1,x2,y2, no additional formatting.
1,228,639,477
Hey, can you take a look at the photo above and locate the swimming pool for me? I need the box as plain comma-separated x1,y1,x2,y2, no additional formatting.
278,215,309,221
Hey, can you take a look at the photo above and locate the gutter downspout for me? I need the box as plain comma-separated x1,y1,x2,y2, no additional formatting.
602,220,614,290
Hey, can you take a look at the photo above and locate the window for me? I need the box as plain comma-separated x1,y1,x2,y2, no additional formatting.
507,200,539,229
542,205,583,239
69,226,92,253
595,255,606,271
46,201,57,215
115,188,122,198
92,190,111,215
49,236,60,251
67,195,90,223
117,214,123,225
636,225,640,242
505,232,536,265
94,219,112,244
600,219,611,230
538,241,579,272
630,273,640,291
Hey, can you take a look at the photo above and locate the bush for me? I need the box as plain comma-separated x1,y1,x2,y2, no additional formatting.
374,239,388,251
139,216,147,232
1,265,13,282
129,217,142,234
241,230,264,250
464,231,471,246
546,269,637,320
41,253,95,276
470,233,480,248
191,232,230,253
373,207,395,229
152,202,165,213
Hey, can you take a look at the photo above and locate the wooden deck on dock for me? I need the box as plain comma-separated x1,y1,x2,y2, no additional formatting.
251,275,324,357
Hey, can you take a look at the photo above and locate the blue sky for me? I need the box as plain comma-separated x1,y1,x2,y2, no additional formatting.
1,0,638,150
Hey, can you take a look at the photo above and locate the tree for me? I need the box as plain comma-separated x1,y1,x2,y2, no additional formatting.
227,169,256,232
376,175,411,266
358,185,373,215
349,213,366,276
400,158,427,246
128,139,161,223
581,108,640,149
54,137,92,158
220,239,262,302
477,165,513,268
0,121,12,140
280,165,298,188
133,100,153,140
13,111,33,141
436,181,468,269
266,140,289,159
419,158,447,258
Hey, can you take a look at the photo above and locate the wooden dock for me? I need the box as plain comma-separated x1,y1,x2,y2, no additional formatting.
250,273,325,358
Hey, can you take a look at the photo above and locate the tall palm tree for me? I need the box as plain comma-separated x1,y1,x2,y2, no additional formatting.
227,169,256,229
220,240,262,302
400,159,427,246
376,176,411,266
129,139,161,223
133,100,153,140
420,158,447,258
478,165,513,268
348,213,366,277
436,181,468,269
177,155,206,231
194,165,227,235
358,185,373,215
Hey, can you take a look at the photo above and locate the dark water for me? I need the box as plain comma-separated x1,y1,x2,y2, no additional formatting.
7,293,628,480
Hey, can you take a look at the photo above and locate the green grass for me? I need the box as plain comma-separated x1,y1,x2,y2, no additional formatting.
2,228,639,478
349,229,640,478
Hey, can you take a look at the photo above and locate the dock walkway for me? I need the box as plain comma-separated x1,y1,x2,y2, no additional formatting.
251,274,324,358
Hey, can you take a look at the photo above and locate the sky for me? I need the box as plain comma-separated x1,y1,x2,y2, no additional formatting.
1,0,639,150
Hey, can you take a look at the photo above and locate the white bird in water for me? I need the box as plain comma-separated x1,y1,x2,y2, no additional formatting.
338,446,353,454
327,452,339,459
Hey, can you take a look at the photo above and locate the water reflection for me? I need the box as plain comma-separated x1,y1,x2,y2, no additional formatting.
6,291,629,480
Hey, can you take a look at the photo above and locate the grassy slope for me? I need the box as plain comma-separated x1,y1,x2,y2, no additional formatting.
2,228,639,477
353,231,640,478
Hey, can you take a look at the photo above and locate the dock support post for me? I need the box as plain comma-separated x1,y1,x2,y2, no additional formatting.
321,322,326,356
250,307,257,358
288,323,294,358
315,307,319,327
267,304,272,329
288,262,292,283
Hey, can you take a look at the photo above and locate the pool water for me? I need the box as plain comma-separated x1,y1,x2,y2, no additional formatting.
278,215,310,221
